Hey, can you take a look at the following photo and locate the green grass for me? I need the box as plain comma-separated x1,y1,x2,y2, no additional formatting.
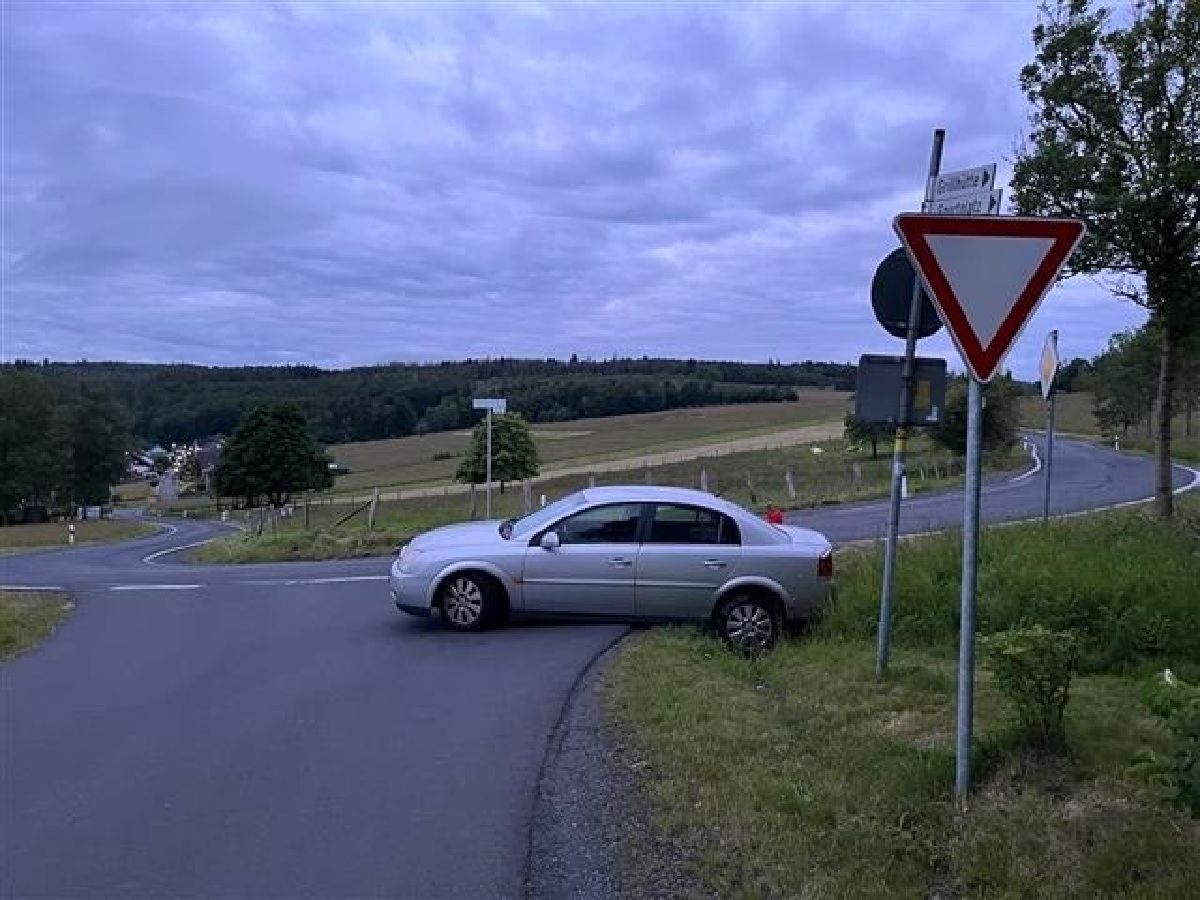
187,439,1029,563
1018,392,1103,434
824,493,1200,678
606,632,1198,900
0,591,74,661
0,518,159,553
325,394,850,494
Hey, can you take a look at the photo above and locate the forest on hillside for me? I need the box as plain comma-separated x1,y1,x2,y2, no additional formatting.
1,357,857,446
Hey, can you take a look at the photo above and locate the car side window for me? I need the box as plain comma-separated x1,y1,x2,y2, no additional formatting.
649,504,740,546
553,503,642,545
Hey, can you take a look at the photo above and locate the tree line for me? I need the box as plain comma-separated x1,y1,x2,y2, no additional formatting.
1,357,855,448
0,370,129,524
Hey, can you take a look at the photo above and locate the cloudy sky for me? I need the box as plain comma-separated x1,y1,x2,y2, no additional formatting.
2,1,1145,375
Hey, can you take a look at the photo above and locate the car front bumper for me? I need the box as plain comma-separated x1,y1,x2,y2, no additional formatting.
390,567,435,618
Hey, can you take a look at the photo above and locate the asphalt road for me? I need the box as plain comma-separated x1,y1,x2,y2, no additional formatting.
2,437,1196,899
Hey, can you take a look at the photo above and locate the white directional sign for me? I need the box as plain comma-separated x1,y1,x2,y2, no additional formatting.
893,215,1086,383
1040,330,1060,400
929,189,1003,216
929,164,996,201
472,398,507,413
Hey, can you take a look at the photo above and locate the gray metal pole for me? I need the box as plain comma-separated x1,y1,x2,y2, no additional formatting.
1042,392,1056,522
486,408,493,520
955,376,985,800
876,127,945,678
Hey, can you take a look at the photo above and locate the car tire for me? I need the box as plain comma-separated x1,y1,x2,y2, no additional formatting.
716,593,780,655
438,572,498,632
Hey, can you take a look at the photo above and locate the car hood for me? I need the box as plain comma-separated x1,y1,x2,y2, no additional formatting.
409,520,508,550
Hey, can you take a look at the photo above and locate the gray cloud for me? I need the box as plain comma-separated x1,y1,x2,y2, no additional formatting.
1,1,1146,374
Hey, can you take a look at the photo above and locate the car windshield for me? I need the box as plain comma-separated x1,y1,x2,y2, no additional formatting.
503,491,587,538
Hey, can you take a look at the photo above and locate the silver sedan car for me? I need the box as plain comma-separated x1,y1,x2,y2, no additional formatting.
389,485,834,652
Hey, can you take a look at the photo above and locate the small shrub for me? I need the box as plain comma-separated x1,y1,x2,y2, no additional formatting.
1132,671,1200,814
981,625,1080,749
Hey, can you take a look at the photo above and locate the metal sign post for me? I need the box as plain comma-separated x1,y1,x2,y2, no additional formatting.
893,212,1085,799
955,376,984,799
1040,330,1060,522
472,398,507,519
876,128,945,679
486,407,493,519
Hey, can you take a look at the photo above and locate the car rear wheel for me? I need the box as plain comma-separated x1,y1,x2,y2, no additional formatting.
717,594,780,655
439,573,495,632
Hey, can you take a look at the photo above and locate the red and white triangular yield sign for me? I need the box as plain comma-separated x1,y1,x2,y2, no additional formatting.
893,215,1086,383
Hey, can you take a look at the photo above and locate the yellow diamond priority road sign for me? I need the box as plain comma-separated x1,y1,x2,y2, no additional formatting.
1039,330,1060,400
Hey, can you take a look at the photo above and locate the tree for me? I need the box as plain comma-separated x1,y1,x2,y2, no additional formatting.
1091,325,1161,434
1011,0,1200,516
930,376,1021,458
455,412,540,490
843,412,894,460
1056,356,1094,392
214,403,333,508
56,385,131,514
0,371,65,523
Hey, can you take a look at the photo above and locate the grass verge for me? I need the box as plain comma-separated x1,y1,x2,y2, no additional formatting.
0,591,74,661
606,633,1198,900
604,492,1200,898
189,526,412,564
0,519,159,554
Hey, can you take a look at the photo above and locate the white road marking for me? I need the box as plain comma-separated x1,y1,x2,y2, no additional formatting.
142,537,221,564
110,584,203,591
0,585,66,592
237,575,389,587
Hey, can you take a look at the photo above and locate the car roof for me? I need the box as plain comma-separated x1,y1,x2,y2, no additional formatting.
578,485,727,505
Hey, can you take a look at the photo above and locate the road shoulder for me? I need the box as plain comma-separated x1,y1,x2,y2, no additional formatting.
526,634,713,900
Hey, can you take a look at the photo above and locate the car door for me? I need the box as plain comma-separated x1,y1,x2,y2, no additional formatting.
635,503,742,620
521,502,644,617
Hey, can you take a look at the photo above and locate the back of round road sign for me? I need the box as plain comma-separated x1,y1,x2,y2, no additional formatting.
871,247,943,340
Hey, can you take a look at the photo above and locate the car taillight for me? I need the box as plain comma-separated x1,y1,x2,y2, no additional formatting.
818,550,833,579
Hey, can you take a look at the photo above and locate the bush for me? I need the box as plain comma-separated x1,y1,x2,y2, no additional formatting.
1133,672,1200,814
981,626,1079,748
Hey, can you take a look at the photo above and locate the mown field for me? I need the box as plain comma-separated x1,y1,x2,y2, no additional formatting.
606,491,1200,899
325,393,850,494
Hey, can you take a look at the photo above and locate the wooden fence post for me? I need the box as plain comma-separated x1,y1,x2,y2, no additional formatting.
699,467,709,492
785,468,797,501
522,479,533,513
469,484,478,519
367,488,380,531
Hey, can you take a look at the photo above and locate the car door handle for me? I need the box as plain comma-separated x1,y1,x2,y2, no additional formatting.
608,557,633,568
703,559,727,569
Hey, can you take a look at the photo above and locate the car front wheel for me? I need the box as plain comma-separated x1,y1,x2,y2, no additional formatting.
439,573,495,632
716,594,780,654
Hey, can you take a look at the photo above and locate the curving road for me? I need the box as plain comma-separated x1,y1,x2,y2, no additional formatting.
2,437,1196,899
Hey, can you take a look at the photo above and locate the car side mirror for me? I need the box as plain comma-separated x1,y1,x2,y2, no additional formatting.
539,531,561,550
